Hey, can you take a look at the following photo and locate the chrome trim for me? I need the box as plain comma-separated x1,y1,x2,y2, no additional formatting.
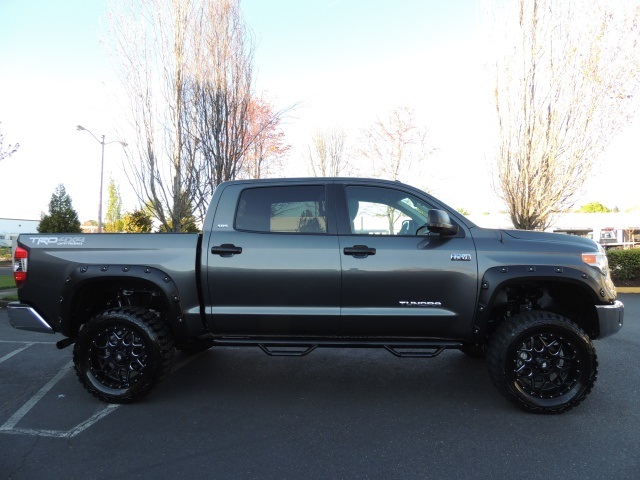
7,304,55,334
595,300,624,339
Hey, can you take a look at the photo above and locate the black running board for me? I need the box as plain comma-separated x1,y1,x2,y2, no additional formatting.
212,336,463,358
259,344,318,357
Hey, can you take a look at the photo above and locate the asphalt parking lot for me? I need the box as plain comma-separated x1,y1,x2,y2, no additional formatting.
1,295,639,480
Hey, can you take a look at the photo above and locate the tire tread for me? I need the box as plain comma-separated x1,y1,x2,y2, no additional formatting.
73,307,175,403
486,311,598,414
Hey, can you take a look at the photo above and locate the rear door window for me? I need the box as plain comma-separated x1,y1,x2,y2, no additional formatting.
235,186,327,234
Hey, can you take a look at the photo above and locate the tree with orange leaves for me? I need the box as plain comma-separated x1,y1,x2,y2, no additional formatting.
241,96,290,179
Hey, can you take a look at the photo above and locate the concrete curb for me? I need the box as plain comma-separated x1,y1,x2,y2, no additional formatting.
616,287,640,294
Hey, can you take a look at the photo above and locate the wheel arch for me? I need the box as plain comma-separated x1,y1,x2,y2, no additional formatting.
473,265,603,340
60,264,191,342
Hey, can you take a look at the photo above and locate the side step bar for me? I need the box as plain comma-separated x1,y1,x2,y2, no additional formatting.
213,336,463,358
259,345,318,357
383,345,446,358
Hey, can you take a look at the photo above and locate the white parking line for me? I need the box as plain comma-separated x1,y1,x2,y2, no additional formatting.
0,340,58,344
0,360,73,431
0,343,33,364
0,351,206,438
1,404,121,438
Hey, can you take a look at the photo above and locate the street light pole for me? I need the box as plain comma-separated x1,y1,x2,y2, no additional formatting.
76,125,127,233
99,134,105,234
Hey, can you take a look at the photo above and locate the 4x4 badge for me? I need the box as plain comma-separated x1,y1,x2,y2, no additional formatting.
451,253,472,261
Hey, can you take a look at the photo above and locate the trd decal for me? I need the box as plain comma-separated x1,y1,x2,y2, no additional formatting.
29,236,86,246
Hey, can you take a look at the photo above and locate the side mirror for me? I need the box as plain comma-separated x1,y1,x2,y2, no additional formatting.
417,210,459,236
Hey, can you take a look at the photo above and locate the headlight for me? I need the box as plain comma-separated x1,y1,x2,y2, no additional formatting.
582,251,609,275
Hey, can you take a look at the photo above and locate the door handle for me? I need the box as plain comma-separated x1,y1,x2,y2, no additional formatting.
343,245,376,258
211,244,243,257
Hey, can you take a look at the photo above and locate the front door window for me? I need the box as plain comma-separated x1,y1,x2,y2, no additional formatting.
346,186,434,236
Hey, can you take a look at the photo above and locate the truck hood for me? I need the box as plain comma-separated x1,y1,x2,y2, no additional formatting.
501,229,600,250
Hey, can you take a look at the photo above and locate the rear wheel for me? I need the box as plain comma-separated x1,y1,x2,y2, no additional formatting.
73,307,175,403
487,311,597,414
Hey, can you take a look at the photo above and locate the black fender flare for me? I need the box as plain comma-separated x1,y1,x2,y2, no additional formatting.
469,264,602,340
59,264,189,340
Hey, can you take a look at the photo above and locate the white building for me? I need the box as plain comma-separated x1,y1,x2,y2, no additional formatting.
0,218,40,247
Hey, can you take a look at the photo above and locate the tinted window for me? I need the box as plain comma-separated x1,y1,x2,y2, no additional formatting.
235,186,327,234
346,186,433,235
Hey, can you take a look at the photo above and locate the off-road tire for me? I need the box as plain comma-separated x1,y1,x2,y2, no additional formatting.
73,307,175,403
487,311,597,414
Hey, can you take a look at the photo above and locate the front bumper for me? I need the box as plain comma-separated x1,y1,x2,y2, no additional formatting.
595,300,624,339
7,303,55,334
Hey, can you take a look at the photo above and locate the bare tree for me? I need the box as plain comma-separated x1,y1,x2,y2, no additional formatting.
490,0,640,230
191,0,254,198
109,0,264,229
358,107,434,233
0,122,19,162
109,0,203,232
358,107,432,181
307,127,347,177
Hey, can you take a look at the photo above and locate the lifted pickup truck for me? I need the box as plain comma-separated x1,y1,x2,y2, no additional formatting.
8,178,623,413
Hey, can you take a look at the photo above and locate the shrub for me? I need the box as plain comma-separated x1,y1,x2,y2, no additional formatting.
607,249,640,283
576,202,611,213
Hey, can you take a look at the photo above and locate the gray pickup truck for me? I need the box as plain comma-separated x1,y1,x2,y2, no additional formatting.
8,177,623,413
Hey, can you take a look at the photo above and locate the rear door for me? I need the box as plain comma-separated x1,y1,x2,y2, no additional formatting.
204,182,341,335
337,183,479,338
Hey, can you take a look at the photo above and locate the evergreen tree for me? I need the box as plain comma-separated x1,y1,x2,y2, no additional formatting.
122,209,153,233
156,202,200,233
104,179,124,232
38,184,82,233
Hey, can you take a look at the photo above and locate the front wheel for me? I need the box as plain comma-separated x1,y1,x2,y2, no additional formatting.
73,307,175,403
486,311,597,414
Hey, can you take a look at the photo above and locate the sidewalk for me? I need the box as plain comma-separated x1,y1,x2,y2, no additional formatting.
0,288,17,308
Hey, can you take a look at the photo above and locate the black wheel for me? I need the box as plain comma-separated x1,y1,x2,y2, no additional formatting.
73,307,175,403
487,311,597,414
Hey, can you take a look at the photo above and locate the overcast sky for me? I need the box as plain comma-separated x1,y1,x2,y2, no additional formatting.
1,0,638,223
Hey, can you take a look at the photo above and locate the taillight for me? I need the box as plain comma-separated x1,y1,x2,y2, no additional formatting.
14,246,28,288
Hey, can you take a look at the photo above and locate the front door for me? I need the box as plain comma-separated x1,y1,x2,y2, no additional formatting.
337,183,478,338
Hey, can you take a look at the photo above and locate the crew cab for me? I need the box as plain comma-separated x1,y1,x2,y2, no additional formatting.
8,178,624,413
